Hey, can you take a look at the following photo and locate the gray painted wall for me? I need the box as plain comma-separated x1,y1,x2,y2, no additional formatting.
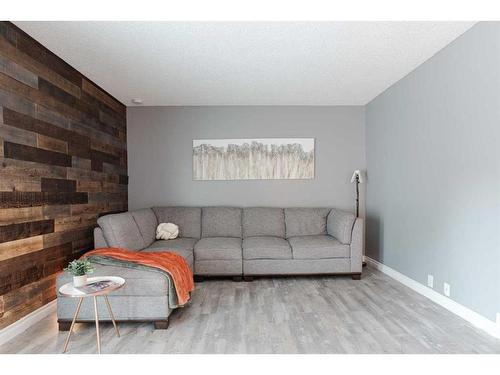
127,106,365,213
365,22,500,320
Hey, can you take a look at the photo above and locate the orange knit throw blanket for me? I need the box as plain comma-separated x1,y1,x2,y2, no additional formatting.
82,248,194,306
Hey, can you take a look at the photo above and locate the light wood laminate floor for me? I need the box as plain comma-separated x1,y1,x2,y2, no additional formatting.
1,267,499,354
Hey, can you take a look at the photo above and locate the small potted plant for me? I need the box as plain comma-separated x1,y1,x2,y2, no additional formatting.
65,259,94,287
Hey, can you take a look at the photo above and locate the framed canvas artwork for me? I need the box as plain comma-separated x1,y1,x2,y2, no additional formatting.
193,138,315,180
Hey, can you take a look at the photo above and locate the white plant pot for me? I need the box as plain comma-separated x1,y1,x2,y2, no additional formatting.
73,275,88,287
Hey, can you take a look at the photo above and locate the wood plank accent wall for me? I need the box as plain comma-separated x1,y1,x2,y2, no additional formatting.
0,22,128,329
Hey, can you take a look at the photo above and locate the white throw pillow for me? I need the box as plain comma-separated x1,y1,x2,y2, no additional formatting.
156,222,179,240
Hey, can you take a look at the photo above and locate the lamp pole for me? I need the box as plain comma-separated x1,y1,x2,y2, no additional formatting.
351,170,366,267
355,174,360,218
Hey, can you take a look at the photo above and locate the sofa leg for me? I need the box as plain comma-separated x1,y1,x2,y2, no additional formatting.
243,276,254,282
351,273,361,280
232,276,243,282
58,321,72,331
153,319,169,330
194,275,205,282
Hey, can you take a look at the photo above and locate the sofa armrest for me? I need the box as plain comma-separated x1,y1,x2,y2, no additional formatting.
350,218,363,273
327,209,356,244
94,227,108,249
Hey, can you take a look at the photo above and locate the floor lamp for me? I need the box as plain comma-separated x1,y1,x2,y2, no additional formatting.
350,170,366,267
350,170,363,217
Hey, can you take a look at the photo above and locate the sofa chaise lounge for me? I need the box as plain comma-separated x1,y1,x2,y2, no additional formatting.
57,206,363,330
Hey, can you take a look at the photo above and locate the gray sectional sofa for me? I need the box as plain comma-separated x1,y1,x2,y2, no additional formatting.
57,206,363,330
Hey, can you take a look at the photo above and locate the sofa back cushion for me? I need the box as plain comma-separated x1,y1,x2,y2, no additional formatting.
284,208,331,238
327,209,356,244
130,208,158,247
152,207,202,239
97,212,145,250
202,207,242,238
242,207,285,238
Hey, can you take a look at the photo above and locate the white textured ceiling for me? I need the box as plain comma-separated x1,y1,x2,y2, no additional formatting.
15,21,475,106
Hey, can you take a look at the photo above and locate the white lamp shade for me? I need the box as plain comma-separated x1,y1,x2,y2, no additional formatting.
350,170,364,183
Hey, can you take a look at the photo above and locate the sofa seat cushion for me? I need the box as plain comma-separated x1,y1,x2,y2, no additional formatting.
194,237,242,260
243,236,292,260
288,235,349,259
143,238,197,252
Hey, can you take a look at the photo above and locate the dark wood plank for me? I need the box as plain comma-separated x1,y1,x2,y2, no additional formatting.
66,167,108,183
91,149,120,165
119,175,129,185
0,191,88,208
103,162,127,175
54,214,97,233
90,157,103,172
82,78,125,117
1,274,57,313
3,141,71,167
42,227,92,248
0,243,72,295
0,72,82,123
72,236,94,254
90,138,125,157
0,88,36,117
0,123,37,147
43,205,71,220
0,22,18,46
38,77,79,108
68,139,91,159
3,108,89,146
35,103,71,129
0,157,67,179
90,149,121,172
71,156,91,170
0,294,44,329
88,192,127,204
0,173,41,192
70,120,126,149
0,34,80,98
0,219,54,243
36,134,68,153
39,79,120,138
0,235,44,262
99,108,125,130
0,206,43,225
38,78,122,138
41,178,76,192
0,55,38,88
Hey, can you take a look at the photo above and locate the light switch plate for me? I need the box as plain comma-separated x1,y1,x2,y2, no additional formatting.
427,274,434,288
443,282,451,297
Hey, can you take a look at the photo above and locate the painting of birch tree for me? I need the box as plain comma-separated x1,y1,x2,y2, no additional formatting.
193,138,314,180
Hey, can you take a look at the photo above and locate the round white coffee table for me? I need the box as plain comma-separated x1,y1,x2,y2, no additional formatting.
59,276,125,354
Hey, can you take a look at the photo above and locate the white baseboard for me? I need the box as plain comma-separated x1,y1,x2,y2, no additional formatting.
365,257,500,340
0,300,57,347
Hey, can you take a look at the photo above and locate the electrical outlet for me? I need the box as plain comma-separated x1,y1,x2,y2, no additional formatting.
443,282,451,297
427,274,434,288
